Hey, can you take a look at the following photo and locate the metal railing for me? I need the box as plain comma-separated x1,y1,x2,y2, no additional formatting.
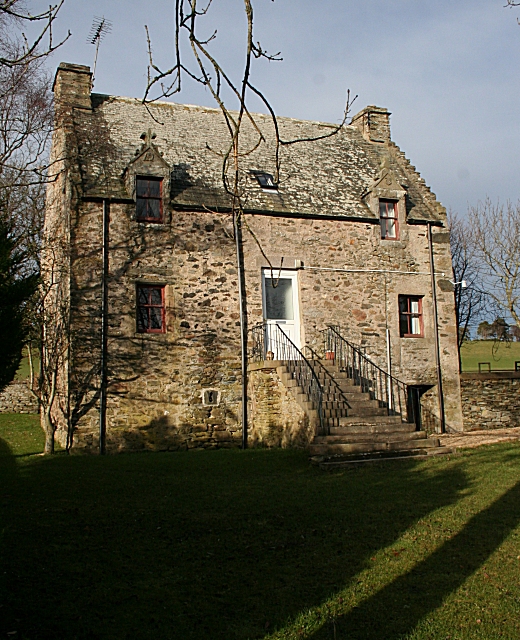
302,344,352,416
250,323,325,433
323,325,417,425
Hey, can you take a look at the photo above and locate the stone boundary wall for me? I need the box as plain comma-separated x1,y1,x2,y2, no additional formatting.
0,382,39,414
461,372,520,431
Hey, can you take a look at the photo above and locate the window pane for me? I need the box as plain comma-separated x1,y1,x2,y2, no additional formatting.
137,307,148,330
265,278,294,320
136,179,148,197
136,199,147,220
410,300,420,314
138,288,149,305
148,179,161,197
257,173,275,188
386,218,396,238
150,288,162,305
411,316,421,334
148,199,161,219
150,308,162,329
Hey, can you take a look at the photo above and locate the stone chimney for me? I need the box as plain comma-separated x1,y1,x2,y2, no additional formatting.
52,62,92,111
351,106,391,144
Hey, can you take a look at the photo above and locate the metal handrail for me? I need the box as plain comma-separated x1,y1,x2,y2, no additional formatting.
302,344,352,415
250,323,326,434
323,325,417,425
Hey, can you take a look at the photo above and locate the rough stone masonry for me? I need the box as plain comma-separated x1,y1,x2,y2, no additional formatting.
43,62,463,452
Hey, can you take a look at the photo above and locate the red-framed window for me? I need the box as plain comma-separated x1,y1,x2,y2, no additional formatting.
399,295,423,337
136,176,163,222
137,285,165,333
379,199,398,240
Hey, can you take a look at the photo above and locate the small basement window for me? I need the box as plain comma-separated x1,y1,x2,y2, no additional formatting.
202,389,220,406
252,172,278,191
399,295,423,337
136,176,163,222
137,284,166,333
379,199,398,240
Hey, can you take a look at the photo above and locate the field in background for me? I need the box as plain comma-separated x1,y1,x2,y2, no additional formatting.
460,340,520,372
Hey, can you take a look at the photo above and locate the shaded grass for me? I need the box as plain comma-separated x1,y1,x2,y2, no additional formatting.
0,416,519,639
460,340,520,372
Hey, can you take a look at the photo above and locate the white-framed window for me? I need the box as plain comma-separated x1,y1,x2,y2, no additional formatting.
380,199,398,240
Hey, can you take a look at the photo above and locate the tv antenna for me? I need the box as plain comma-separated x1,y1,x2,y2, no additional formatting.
87,16,112,88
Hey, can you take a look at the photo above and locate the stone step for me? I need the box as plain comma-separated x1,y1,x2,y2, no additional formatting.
330,422,417,435
323,409,349,419
339,415,405,427
309,437,440,456
310,446,457,468
328,385,366,395
349,407,389,417
313,430,428,444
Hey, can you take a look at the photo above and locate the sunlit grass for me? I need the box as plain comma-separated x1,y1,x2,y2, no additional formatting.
460,340,520,372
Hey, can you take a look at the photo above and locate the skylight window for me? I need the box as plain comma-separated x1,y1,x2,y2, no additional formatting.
252,172,278,191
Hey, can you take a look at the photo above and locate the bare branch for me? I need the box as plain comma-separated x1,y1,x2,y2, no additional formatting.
0,0,70,68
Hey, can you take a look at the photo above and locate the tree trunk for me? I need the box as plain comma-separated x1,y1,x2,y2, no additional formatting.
42,366,58,455
43,406,55,455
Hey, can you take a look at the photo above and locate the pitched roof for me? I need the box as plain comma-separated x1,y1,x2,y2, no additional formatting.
75,93,445,225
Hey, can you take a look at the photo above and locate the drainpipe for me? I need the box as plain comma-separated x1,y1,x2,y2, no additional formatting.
386,328,393,411
234,213,248,449
428,223,446,434
99,198,110,454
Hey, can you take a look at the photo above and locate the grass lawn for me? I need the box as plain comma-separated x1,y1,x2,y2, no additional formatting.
13,350,39,382
460,340,520,372
1,416,520,639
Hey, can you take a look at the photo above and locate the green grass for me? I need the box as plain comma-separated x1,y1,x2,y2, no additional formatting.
13,350,39,381
460,340,520,372
1,416,520,639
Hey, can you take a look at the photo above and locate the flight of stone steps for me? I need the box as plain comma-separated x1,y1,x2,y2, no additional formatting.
306,360,454,466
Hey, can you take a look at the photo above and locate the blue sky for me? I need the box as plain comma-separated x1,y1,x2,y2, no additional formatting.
34,0,520,215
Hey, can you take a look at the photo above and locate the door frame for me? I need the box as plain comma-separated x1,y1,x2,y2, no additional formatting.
261,268,301,350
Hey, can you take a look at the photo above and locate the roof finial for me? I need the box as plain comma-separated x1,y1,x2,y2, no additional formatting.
140,129,157,146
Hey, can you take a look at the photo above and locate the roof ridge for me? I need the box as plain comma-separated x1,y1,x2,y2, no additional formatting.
91,93,350,130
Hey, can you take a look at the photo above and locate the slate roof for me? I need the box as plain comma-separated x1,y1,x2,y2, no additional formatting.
77,93,445,225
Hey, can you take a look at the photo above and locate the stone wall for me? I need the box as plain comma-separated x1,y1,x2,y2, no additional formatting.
248,362,316,448
461,373,520,430
46,63,464,453
0,382,39,414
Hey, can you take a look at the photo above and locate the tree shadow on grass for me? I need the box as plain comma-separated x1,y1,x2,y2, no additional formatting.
0,450,485,639
0,436,17,471
309,477,520,640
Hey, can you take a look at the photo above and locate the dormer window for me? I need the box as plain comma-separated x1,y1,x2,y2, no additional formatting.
252,171,278,191
136,176,163,222
379,199,398,240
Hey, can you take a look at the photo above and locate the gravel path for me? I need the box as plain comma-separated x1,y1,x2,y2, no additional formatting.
439,427,520,450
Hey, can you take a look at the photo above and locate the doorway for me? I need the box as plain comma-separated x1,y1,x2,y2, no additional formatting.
262,269,301,357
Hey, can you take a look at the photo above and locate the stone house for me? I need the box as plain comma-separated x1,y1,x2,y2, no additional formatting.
44,62,463,454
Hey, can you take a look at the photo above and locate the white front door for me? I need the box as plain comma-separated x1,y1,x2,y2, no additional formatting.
262,269,301,358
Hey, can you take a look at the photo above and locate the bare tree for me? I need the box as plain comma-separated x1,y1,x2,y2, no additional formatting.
144,0,355,252
0,29,55,393
0,0,69,68
143,1,356,444
0,2,69,443
469,199,520,332
448,210,488,349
